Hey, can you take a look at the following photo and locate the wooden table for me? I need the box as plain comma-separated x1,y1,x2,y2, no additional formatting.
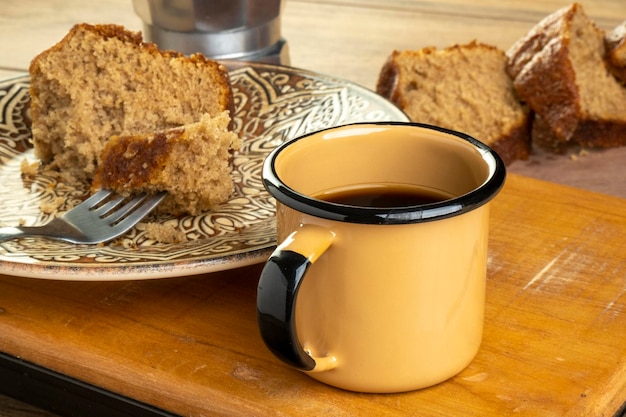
1,1,626,416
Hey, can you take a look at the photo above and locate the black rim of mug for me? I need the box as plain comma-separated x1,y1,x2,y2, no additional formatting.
262,121,507,225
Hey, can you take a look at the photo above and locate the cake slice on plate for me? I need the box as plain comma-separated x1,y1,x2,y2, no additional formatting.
29,23,239,215
93,112,239,216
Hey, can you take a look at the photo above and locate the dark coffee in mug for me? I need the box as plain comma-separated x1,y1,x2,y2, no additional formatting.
314,183,453,208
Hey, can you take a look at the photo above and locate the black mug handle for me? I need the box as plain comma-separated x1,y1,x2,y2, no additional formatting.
256,224,337,372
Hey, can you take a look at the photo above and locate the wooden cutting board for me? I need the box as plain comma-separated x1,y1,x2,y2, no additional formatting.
0,173,625,416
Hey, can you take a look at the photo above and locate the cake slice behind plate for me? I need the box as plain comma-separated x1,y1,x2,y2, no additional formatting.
506,3,626,150
376,41,531,165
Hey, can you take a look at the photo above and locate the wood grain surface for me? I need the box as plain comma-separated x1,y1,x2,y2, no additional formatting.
1,0,625,416
1,174,626,416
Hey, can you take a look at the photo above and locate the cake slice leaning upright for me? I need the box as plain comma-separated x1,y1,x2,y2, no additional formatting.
506,3,626,151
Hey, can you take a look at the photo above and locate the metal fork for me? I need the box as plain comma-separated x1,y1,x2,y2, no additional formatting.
0,189,166,244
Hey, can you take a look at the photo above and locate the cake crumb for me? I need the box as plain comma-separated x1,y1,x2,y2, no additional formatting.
20,158,39,176
144,222,188,244
570,148,589,161
40,197,65,214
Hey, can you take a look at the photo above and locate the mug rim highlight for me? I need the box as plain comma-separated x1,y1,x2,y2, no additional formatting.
262,122,506,225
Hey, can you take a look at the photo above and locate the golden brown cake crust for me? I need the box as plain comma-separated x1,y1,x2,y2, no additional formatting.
505,4,583,143
93,131,174,190
533,113,626,153
489,121,532,166
376,42,530,165
376,49,410,110
29,24,143,70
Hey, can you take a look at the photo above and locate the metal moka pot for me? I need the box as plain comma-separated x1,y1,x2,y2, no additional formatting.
132,0,289,64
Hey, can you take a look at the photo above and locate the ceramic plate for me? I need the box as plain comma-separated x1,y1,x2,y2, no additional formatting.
0,62,408,280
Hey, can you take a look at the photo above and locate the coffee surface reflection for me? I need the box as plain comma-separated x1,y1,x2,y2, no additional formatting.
314,183,453,207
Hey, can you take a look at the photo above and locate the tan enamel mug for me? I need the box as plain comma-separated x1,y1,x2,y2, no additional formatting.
257,122,506,393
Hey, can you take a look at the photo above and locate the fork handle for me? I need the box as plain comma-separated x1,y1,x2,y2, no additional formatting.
0,227,26,242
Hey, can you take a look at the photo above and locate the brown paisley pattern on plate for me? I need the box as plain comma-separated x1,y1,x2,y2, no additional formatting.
0,63,408,280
